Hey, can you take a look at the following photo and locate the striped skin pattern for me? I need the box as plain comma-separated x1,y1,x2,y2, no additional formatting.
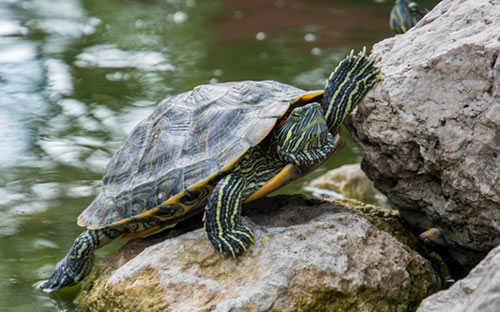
40,228,124,291
322,48,380,135
205,102,336,257
204,173,254,257
390,0,428,34
41,185,220,292
275,103,335,170
204,145,284,256
40,217,167,291
206,50,380,257
40,51,380,292
77,81,305,231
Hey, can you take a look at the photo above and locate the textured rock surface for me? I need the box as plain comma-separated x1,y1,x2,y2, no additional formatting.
417,245,500,312
346,0,500,268
307,163,388,207
77,195,439,312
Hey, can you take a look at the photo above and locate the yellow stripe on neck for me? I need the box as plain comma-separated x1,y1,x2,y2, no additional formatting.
245,164,299,203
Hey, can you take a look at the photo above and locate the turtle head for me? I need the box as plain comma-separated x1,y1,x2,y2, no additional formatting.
39,231,97,292
419,227,448,247
321,48,380,136
390,0,428,34
276,102,330,154
39,255,94,292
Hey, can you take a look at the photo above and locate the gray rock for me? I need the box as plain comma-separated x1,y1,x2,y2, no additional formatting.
307,163,389,208
77,196,439,312
346,0,500,269
417,244,500,312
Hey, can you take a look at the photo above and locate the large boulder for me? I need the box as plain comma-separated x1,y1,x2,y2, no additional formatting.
77,195,440,312
346,0,500,269
417,244,500,312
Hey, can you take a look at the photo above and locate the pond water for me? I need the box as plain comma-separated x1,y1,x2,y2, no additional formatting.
0,0,438,311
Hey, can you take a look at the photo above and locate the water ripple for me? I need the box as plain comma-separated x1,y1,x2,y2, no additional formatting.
75,44,175,71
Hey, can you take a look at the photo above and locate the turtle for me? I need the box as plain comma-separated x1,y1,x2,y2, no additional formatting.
40,49,380,292
390,0,429,34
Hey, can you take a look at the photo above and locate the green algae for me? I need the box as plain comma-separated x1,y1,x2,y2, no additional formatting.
77,266,170,312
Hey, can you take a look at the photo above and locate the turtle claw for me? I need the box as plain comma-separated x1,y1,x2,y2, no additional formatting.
33,280,55,293
38,280,66,293
39,257,78,292
207,224,255,258
40,246,95,292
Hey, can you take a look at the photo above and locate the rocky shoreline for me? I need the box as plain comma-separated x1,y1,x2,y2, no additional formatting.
77,195,441,312
76,0,499,310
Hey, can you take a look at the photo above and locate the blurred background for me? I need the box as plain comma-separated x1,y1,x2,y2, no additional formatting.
0,0,438,310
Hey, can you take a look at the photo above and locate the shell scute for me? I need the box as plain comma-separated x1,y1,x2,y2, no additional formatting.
78,80,307,228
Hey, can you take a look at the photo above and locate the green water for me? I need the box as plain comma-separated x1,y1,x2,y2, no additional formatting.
0,0,438,311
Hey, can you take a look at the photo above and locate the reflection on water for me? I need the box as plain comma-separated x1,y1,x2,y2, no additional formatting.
0,0,437,310
75,44,175,71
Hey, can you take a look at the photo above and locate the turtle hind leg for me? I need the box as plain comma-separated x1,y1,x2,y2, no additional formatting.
40,228,124,292
204,174,254,258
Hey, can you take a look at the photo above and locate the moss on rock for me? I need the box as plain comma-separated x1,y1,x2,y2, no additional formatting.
76,195,442,311
78,266,169,312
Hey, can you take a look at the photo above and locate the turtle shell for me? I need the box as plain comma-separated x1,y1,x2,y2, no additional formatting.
78,80,314,229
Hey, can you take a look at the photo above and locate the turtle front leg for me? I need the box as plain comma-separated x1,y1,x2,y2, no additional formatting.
204,174,254,257
275,102,337,169
40,228,124,292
